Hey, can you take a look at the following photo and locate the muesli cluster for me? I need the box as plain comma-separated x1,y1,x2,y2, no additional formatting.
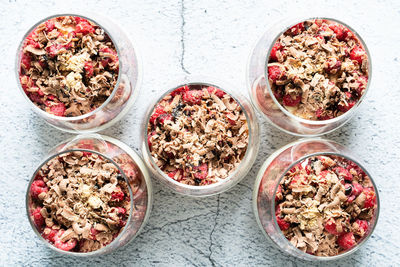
147,85,249,186
29,151,131,252
275,155,377,256
19,16,119,117
268,19,369,120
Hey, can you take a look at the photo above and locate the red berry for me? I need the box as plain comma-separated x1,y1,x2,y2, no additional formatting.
282,94,301,107
324,218,341,235
159,114,173,124
363,187,376,209
270,42,283,62
334,166,353,181
325,57,342,73
337,232,356,250
276,216,290,231
90,228,99,240
111,188,125,202
45,20,55,32
268,65,286,83
350,46,366,65
316,170,329,184
84,61,94,77
316,108,332,120
354,220,369,237
31,207,45,228
288,22,304,35
75,21,95,35
21,53,31,71
182,90,203,105
46,44,64,58
30,180,48,199
54,231,77,251
49,103,66,117
351,183,363,197
42,228,58,243
207,86,226,98
170,85,189,97
28,93,44,104
74,16,89,24
356,75,368,95
26,32,41,49
167,169,183,181
275,185,282,202
338,99,355,112
150,105,166,125
193,163,208,180
289,175,306,189
329,24,349,41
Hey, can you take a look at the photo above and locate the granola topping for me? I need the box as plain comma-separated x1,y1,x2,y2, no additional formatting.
275,155,377,256
29,151,130,252
147,85,249,186
268,19,369,120
19,16,119,117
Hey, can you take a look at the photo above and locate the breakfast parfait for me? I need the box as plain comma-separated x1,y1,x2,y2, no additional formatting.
147,84,249,186
267,19,369,120
19,15,119,117
275,155,377,256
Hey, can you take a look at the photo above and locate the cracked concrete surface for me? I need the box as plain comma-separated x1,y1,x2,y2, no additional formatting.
1,0,400,266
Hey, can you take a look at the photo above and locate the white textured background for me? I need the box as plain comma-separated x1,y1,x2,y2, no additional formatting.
0,0,399,266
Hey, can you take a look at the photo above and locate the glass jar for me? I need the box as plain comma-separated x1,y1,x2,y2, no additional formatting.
142,76,260,197
16,13,141,133
252,138,379,261
247,17,372,136
26,134,152,256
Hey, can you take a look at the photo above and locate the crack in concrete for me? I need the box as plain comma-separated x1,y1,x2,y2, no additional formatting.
180,0,190,74
208,195,221,267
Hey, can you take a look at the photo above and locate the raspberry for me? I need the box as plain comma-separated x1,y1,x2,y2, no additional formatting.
350,46,366,65
21,53,31,71
111,187,125,202
207,86,226,98
42,228,58,243
150,105,166,125
268,65,285,84
26,32,41,49
116,207,126,215
99,47,118,67
324,218,341,235
193,163,208,180
324,57,342,74
31,207,44,228
182,90,203,105
170,85,189,97
354,220,369,237
76,21,95,35
74,16,89,24
276,216,290,231
45,20,55,32
334,166,353,181
19,75,34,90
363,187,376,209
351,182,363,197
54,231,77,251
270,42,283,62
84,61,94,77
159,114,173,124
288,22,304,35
282,93,301,107
316,108,333,120
168,169,183,181
356,75,368,95
46,44,65,58
338,99,355,112
30,180,48,199
337,232,356,250
49,103,66,117
329,23,349,41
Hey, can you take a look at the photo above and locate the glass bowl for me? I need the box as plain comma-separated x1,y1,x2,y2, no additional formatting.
141,76,260,197
252,138,379,261
16,13,142,133
247,17,372,136
26,134,152,256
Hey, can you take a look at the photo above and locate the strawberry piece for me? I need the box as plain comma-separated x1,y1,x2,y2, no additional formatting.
30,180,48,199
363,187,376,209
45,20,55,32
74,16,90,24
31,207,45,228
324,218,341,235
288,22,304,35
193,163,208,180
170,85,189,97
334,166,353,181
337,232,356,250
84,61,94,77
54,231,77,251
49,103,66,117
276,216,290,231
76,21,95,35
42,228,58,243
268,65,285,83
21,53,31,71
282,94,301,107
207,86,225,98
111,187,125,202
182,90,203,105
270,42,283,62
150,105,166,125
354,220,369,237
350,46,366,65
329,23,349,41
